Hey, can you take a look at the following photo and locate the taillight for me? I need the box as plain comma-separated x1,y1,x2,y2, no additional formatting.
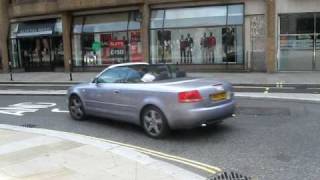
178,90,203,103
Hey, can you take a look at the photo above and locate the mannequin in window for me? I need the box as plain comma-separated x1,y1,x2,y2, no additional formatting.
179,35,187,64
200,32,209,64
186,33,193,64
222,27,235,62
208,32,216,63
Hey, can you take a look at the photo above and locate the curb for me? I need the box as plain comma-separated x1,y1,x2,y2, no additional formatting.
0,81,81,85
1,91,320,103
236,92,320,103
0,124,206,180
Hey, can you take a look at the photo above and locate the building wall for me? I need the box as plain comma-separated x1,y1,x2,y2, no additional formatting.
277,0,320,14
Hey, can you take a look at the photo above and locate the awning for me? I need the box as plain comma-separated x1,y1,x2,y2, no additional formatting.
17,20,56,37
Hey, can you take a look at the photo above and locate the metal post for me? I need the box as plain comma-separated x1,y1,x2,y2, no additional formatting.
69,59,73,81
8,61,13,81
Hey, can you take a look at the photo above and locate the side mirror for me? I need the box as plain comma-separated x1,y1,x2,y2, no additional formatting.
92,77,97,83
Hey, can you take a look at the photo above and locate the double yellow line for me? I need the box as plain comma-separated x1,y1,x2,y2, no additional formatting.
101,138,222,175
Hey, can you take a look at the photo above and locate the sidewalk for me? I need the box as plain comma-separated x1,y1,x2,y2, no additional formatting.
0,72,320,85
0,124,205,180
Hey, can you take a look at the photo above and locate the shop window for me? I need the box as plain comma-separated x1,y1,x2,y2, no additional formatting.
72,11,143,67
150,5,244,65
227,4,244,25
164,6,227,28
150,10,165,29
280,14,314,34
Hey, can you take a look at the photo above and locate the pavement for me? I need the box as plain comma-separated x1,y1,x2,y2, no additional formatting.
1,71,320,85
0,124,205,180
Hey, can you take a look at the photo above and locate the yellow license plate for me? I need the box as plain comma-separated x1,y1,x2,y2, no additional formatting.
211,92,227,101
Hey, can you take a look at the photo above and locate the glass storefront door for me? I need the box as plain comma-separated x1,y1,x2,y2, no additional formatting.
19,37,53,71
280,13,320,71
279,14,314,71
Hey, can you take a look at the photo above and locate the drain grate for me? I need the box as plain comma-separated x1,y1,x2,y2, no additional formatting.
20,124,37,128
208,171,251,180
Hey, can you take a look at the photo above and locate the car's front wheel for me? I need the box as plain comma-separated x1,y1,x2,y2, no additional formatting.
69,95,86,121
141,106,170,138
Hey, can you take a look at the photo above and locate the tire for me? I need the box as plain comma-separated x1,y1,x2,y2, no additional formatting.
141,106,170,138
68,95,86,121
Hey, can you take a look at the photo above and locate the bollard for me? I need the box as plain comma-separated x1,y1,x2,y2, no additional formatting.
8,61,13,81
69,59,73,81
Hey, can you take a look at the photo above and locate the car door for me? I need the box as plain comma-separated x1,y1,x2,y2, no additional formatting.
110,67,144,122
86,67,128,119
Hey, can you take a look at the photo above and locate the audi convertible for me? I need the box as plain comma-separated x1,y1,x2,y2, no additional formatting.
67,62,235,138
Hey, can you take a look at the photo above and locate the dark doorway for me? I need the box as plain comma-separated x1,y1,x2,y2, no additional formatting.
18,36,63,72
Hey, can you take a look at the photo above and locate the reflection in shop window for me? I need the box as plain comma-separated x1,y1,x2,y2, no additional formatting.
72,11,143,67
150,4,244,65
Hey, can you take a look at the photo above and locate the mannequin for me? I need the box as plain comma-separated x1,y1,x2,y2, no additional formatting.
185,33,193,64
179,35,187,64
208,32,216,63
200,32,209,64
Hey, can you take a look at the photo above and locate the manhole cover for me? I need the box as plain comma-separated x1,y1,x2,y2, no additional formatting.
20,124,37,128
208,171,251,180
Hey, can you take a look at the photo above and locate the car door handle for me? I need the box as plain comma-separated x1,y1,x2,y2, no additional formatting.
113,90,120,94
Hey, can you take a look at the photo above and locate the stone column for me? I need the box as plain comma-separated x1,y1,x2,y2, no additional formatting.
141,3,150,63
0,0,9,72
266,0,277,73
61,12,72,72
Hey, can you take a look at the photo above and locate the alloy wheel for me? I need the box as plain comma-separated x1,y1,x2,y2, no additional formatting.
142,107,169,138
69,96,85,120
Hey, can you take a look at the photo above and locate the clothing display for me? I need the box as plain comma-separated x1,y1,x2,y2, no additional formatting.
222,28,236,62
157,30,172,63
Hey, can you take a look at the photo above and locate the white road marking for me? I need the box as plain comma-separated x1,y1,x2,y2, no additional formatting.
51,108,69,113
0,102,56,116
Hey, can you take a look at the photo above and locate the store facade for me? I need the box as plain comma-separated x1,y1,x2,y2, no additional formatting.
0,0,276,73
9,19,64,71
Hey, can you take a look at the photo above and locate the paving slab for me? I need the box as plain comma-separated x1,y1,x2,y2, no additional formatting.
0,126,205,180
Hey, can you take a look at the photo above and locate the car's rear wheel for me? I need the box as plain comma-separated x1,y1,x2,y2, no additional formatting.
69,95,86,121
142,106,170,138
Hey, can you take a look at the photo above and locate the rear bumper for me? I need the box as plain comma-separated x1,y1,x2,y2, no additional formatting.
168,100,236,129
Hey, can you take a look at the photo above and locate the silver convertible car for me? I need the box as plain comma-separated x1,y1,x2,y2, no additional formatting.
67,62,235,138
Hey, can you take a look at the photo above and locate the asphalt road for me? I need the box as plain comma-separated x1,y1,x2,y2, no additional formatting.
0,95,319,180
